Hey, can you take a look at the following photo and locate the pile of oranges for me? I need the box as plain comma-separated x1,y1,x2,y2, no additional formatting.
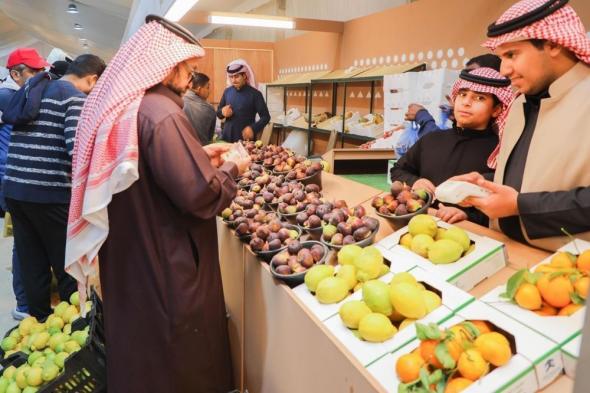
507,249,590,316
395,321,513,393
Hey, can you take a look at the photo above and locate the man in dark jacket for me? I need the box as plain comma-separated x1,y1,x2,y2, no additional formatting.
217,59,270,142
183,72,216,145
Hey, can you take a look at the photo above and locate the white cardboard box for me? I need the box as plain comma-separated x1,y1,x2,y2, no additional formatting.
562,333,581,378
376,220,507,291
367,301,563,393
323,266,474,366
481,239,590,371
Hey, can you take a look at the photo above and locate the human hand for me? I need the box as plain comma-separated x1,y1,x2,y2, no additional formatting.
242,126,254,141
222,105,233,118
435,203,468,224
404,104,425,121
226,155,251,176
412,178,436,195
464,179,519,219
204,143,231,168
446,172,486,207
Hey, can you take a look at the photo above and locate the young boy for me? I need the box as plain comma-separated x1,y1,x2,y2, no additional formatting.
390,67,514,225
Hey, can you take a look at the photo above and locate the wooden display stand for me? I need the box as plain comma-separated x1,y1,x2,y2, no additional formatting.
218,172,574,393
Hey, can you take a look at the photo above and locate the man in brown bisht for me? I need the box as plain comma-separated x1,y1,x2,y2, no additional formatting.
64,15,249,392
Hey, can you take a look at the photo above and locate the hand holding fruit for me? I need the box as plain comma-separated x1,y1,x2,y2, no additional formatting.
412,178,435,195
464,180,519,219
221,104,233,118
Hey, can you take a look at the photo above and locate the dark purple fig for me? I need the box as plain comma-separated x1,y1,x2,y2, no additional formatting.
390,181,404,197
271,252,289,266
268,239,283,250
307,215,322,228
249,237,265,251
235,222,249,236
277,228,290,242
353,227,371,242
297,249,315,268
310,244,325,262
296,212,308,226
255,226,270,240
287,240,302,255
343,235,356,245
331,233,344,245
337,222,353,237
275,265,292,275
361,216,379,232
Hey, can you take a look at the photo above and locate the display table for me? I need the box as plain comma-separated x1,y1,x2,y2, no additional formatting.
218,171,574,393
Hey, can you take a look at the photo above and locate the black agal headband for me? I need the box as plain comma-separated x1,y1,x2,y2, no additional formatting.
459,69,511,88
226,64,245,74
487,0,569,37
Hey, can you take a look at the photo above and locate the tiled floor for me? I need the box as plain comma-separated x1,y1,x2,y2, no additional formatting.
0,217,18,334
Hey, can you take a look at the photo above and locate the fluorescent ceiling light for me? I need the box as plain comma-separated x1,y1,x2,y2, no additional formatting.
67,3,78,14
165,0,200,22
74,23,83,30
209,14,294,29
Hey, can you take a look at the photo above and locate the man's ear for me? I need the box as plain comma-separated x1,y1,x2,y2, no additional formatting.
491,103,502,119
545,41,565,58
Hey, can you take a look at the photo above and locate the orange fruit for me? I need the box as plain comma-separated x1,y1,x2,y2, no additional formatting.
535,265,557,274
446,339,464,362
537,274,573,308
420,339,443,369
574,276,590,299
474,332,512,367
470,320,492,335
458,349,489,381
550,252,576,268
444,377,473,393
558,304,583,316
395,352,425,383
577,250,590,274
515,282,542,310
534,302,558,316
449,324,475,347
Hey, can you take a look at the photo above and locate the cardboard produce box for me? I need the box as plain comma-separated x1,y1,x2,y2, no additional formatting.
481,240,590,371
377,220,506,291
562,333,581,378
367,300,563,393
323,266,474,366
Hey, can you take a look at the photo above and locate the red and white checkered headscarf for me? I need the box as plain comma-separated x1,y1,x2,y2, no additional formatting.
65,20,204,293
484,0,590,65
450,67,516,169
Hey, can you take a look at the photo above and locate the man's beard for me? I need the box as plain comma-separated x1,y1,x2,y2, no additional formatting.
164,80,186,96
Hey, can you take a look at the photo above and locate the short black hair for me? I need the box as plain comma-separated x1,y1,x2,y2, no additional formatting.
191,72,210,88
65,54,106,78
528,39,547,50
466,54,501,72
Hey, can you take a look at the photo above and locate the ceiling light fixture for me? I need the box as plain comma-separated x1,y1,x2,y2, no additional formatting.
165,0,200,22
74,23,83,30
209,14,294,29
67,3,79,14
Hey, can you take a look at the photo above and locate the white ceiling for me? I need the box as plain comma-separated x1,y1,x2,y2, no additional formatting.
0,0,410,65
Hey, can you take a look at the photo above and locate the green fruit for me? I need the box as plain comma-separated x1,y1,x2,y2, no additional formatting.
63,324,72,335
27,352,43,366
29,324,45,335
18,317,37,337
53,352,68,369
410,234,434,258
315,277,349,304
399,233,413,249
53,302,69,318
71,331,88,347
378,264,389,277
31,332,50,351
41,363,59,382
422,290,442,313
63,341,81,354
3,366,16,380
336,265,358,290
25,368,42,388
408,214,437,237
6,382,21,393
434,227,447,241
0,377,9,393
339,301,372,329
69,292,80,307
22,387,38,393
47,316,64,331
221,208,232,219
362,280,393,316
1,337,17,352
390,272,417,286
428,239,464,264
441,226,470,252
8,330,21,342
389,283,427,319
49,333,68,351
304,265,334,293
337,245,363,265
354,246,384,282
15,366,29,389
62,306,79,324
358,313,397,342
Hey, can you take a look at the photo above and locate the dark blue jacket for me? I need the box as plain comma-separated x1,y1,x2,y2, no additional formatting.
217,84,270,142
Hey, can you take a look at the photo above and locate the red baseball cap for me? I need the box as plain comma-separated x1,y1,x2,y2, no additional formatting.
6,48,50,69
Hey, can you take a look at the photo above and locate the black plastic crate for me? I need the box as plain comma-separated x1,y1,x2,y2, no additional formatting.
39,289,106,393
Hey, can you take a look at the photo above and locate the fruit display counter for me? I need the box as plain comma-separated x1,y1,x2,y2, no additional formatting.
217,171,576,393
